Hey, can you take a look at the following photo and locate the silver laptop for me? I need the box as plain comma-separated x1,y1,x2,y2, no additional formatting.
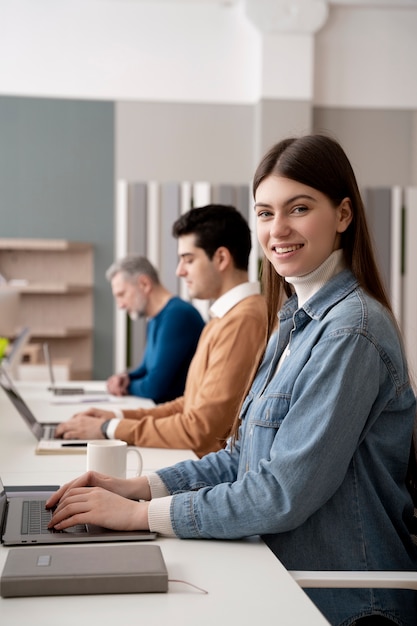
1,326,31,379
0,543,167,597
0,476,157,546
0,365,90,454
43,343,108,396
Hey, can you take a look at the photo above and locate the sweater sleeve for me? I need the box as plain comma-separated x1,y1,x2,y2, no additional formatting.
115,297,267,457
127,300,204,402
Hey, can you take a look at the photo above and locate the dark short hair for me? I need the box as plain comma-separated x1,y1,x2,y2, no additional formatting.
105,256,160,284
172,204,251,271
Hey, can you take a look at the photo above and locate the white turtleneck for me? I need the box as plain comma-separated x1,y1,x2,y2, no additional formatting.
286,248,346,309
276,249,346,373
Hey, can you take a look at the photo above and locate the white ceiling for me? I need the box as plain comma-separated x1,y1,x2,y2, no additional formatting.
329,0,417,5
110,0,417,5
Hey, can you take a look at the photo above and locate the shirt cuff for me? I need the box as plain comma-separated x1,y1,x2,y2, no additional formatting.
112,408,124,420
147,472,170,498
106,417,122,439
148,497,176,537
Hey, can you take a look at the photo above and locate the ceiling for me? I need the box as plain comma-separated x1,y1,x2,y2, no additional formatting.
112,0,417,5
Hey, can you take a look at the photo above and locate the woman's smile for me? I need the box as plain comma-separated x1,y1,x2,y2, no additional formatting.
255,175,352,278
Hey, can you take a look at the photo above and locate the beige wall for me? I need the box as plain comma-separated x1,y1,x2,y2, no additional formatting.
116,100,415,189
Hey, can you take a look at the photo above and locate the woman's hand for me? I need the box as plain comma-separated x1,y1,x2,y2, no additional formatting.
45,471,151,531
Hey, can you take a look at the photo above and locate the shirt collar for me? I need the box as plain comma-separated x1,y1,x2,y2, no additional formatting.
280,268,359,322
209,282,261,319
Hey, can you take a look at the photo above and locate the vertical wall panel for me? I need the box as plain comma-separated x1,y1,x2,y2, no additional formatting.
403,188,417,386
363,187,392,296
160,183,181,295
128,183,147,255
192,182,211,207
114,180,264,371
115,180,129,373
390,186,403,325
212,184,236,207
236,184,250,223
146,182,160,269
127,183,148,369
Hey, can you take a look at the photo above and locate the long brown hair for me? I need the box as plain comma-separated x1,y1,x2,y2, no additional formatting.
254,134,393,337
229,134,408,446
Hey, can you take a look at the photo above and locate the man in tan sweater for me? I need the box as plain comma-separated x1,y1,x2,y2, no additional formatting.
55,205,268,457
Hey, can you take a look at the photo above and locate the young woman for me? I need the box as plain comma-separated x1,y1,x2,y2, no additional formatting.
47,135,417,626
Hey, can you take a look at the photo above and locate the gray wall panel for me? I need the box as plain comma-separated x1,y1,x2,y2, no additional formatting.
160,183,180,294
254,99,312,166
0,96,114,380
313,108,413,188
363,187,392,295
116,101,254,184
128,183,147,255
127,182,148,369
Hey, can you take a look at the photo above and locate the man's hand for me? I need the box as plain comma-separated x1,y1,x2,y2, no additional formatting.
46,471,151,531
106,373,129,396
54,407,116,440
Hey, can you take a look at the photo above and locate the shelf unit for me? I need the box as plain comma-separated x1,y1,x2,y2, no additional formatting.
0,238,93,380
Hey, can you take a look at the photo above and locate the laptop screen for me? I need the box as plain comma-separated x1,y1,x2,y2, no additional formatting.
0,477,7,537
0,366,43,439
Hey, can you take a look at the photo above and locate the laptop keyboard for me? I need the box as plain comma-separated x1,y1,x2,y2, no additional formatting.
43,424,57,439
21,500,86,535
21,500,52,534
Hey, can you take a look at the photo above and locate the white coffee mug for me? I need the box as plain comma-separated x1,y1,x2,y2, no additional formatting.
86,440,143,479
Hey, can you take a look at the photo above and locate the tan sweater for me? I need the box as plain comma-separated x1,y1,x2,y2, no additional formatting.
115,294,267,457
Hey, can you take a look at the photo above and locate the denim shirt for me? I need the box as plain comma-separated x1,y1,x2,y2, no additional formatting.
157,269,417,626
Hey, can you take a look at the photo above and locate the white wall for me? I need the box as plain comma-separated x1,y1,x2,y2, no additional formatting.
0,1,260,103
1,1,417,110
314,7,417,108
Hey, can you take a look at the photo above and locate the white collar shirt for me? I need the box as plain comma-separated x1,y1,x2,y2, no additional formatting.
209,282,261,319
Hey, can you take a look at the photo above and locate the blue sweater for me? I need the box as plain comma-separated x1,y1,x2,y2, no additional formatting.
127,297,205,402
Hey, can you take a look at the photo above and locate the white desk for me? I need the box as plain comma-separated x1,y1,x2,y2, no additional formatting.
0,382,330,626
0,380,197,479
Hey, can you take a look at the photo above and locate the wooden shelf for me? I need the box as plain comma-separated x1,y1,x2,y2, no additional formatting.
15,283,91,295
31,327,92,338
0,239,92,252
0,238,94,380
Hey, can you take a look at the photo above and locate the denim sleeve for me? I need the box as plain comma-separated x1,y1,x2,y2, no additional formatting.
156,441,241,494
164,330,415,539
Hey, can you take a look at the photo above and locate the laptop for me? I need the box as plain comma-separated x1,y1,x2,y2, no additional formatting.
0,365,91,454
0,476,157,546
1,326,31,379
43,343,108,396
0,543,168,597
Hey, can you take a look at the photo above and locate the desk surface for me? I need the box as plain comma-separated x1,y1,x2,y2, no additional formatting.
0,382,330,625
1,380,196,478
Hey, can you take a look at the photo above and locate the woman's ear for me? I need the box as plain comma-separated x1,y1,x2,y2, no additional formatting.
337,198,353,233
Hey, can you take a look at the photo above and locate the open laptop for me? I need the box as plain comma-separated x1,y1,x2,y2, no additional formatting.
43,343,108,396
0,365,91,454
0,476,157,546
1,326,31,379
